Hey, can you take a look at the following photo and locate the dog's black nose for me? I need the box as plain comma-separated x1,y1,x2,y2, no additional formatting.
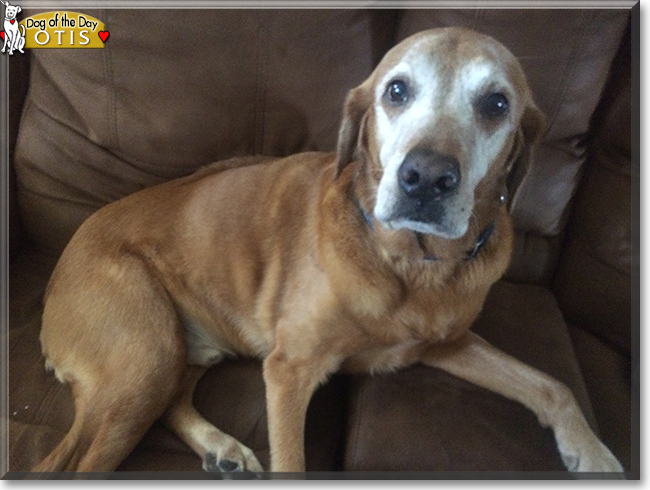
398,149,461,200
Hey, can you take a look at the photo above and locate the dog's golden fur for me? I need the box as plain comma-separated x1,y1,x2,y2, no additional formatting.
33,27,622,474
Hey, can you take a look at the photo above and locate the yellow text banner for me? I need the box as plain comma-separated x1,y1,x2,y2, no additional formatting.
21,12,107,49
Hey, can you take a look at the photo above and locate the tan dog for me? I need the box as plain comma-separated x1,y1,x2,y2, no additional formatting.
33,27,623,475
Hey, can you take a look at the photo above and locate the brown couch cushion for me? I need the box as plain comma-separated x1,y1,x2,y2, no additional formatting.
344,281,596,472
14,9,397,254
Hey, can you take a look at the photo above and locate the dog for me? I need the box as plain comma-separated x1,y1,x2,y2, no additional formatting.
1,0,24,55
32,27,623,474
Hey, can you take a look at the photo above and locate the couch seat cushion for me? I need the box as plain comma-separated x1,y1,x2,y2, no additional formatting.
344,281,595,472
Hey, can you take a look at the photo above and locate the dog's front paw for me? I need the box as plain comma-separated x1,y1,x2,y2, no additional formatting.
558,435,624,473
202,438,264,477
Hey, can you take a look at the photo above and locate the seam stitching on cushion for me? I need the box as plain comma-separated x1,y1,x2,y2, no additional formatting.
18,106,132,202
23,58,93,141
26,99,92,147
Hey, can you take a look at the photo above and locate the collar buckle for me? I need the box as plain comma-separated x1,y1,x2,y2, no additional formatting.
464,221,496,261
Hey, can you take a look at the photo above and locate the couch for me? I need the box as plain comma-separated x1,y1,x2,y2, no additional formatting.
6,7,636,477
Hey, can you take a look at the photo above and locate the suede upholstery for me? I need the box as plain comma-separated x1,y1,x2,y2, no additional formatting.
7,8,634,476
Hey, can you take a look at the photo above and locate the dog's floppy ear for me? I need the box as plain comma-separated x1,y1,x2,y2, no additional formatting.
335,83,372,179
505,102,546,210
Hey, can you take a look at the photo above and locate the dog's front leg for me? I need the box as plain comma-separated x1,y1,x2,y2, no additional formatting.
421,332,623,473
263,347,340,473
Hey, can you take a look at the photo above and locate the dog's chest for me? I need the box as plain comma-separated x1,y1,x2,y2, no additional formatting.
342,339,426,374
396,297,475,342
341,294,481,374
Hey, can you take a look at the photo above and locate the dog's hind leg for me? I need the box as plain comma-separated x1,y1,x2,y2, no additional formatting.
162,366,264,474
33,257,188,473
33,375,182,473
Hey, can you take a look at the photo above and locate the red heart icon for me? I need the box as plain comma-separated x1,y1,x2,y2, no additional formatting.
10,19,15,24
98,31,109,43
0,32,4,41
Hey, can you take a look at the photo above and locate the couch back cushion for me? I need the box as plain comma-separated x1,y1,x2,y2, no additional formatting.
15,9,629,280
14,9,396,253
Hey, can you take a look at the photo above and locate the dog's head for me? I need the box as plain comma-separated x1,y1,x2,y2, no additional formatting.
2,1,21,20
336,27,545,239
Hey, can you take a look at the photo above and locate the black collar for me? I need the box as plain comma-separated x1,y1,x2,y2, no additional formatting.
358,200,495,262
464,221,496,260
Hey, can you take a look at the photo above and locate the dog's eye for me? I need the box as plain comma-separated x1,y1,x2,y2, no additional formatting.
476,93,509,120
385,80,409,105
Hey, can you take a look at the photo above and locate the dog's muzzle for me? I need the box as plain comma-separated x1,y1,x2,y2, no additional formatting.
395,149,461,225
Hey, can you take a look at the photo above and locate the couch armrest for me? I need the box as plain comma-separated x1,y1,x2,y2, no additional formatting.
553,20,632,354
9,52,30,258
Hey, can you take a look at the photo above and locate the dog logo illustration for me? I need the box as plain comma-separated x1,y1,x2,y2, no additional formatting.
1,0,25,55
